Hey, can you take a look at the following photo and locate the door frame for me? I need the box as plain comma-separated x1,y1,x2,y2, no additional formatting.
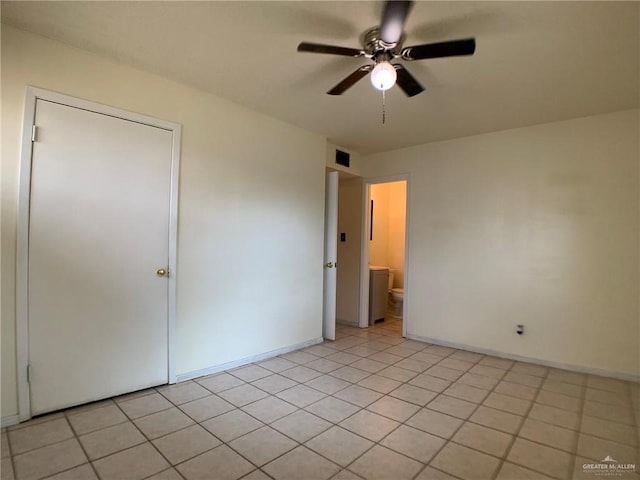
16,86,181,421
358,174,410,337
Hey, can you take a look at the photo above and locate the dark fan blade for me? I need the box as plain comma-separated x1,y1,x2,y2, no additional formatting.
380,1,413,45
393,65,424,97
327,65,372,95
298,42,363,57
401,38,476,61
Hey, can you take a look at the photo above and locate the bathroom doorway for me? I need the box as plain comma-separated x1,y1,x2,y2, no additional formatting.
359,176,409,337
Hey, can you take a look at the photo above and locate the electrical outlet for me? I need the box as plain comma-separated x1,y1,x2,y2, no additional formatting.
517,324,524,335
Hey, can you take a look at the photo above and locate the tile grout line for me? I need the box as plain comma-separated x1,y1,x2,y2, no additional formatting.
202,332,575,480
16,375,338,480
412,358,594,480
311,338,482,480
497,362,555,480
180,350,360,479
321,324,425,479
570,374,589,480
409,350,511,480
62,407,104,480
110,389,190,480
307,328,445,476
148,385,311,480
296,330,636,476
219,327,423,478
8,413,109,478
153,376,328,479
497,367,632,478
4,426,18,480
576,380,640,463
405,355,490,480
9,325,638,480
170,338,624,475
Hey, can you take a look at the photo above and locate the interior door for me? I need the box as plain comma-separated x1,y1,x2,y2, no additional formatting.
28,99,173,415
322,171,338,340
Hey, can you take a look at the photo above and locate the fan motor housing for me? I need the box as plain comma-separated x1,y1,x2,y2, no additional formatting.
362,27,404,57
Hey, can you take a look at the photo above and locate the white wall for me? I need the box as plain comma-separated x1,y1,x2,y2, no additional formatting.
336,178,363,325
326,143,362,177
1,26,326,420
363,110,640,377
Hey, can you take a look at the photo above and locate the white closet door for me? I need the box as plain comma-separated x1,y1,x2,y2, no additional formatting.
28,99,173,415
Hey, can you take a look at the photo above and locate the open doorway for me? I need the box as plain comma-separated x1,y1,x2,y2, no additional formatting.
359,177,409,337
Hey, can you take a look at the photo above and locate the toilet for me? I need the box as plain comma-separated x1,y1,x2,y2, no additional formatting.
388,269,404,317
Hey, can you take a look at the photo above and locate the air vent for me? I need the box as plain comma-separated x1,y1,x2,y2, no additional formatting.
336,149,350,168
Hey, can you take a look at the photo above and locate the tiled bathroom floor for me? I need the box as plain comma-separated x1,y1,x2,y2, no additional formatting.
2,317,639,480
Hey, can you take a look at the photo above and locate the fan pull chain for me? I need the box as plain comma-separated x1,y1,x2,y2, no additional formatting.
382,89,386,124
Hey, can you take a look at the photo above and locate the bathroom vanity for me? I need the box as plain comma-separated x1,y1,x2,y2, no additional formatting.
369,266,389,325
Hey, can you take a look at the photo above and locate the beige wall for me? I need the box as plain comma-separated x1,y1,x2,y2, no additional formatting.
369,181,406,288
388,182,406,289
336,178,363,325
1,26,326,420
369,184,390,268
363,110,640,377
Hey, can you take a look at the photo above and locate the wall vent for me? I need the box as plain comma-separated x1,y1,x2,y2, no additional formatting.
335,149,350,168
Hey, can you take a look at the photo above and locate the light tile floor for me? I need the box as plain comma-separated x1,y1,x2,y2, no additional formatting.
2,317,639,480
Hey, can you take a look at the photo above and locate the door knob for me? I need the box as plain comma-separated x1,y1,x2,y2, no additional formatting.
325,262,334,268
156,268,168,277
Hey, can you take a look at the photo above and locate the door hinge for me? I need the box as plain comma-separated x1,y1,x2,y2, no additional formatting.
27,364,32,383
31,125,38,142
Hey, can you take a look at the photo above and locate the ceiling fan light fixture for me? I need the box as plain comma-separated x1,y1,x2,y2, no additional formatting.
370,61,397,91
297,1,475,98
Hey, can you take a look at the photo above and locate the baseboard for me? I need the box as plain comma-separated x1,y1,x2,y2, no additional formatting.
1,415,19,428
407,334,640,383
175,337,325,383
337,319,359,327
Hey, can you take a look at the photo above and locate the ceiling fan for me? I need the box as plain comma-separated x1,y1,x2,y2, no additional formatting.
297,0,476,97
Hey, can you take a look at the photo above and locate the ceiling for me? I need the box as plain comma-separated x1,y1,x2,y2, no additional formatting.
2,1,638,154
